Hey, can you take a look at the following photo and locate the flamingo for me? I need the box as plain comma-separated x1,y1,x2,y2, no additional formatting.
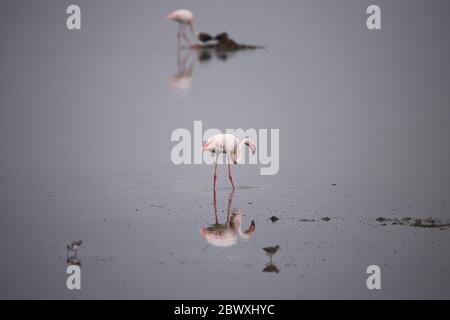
202,134,256,190
167,9,196,47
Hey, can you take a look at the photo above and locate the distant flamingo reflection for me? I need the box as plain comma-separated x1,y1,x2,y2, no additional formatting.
168,44,250,96
170,46,195,96
199,190,255,247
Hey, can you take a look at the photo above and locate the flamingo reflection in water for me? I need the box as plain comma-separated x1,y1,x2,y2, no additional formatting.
199,190,255,247
169,44,242,97
170,46,195,97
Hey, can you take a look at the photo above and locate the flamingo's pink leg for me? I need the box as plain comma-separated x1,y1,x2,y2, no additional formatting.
213,154,218,190
213,162,218,190
213,187,218,224
228,163,235,191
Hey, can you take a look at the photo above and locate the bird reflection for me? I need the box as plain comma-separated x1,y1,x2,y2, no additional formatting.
262,245,280,274
196,47,238,63
67,256,82,267
199,190,255,247
170,46,195,97
169,46,235,96
169,35,261,96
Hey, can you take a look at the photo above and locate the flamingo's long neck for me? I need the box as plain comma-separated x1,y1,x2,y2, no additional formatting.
188,21,195,37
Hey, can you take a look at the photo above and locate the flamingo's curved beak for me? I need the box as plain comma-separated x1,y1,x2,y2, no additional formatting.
202,143,209,151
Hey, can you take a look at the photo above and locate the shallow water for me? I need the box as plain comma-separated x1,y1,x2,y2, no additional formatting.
1,0,450,299
0,174,449,299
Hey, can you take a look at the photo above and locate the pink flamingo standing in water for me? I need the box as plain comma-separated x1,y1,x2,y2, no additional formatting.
167,9,196,47
202,134,256,190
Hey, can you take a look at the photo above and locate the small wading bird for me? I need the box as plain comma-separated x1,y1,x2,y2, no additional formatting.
262,245,280,273
263,245,280,256
67,240,82,252
202,134,256,190
167,9,196,47
67,240,82,263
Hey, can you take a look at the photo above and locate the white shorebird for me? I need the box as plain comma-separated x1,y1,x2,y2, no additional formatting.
202,134,256,190
167,9,196,47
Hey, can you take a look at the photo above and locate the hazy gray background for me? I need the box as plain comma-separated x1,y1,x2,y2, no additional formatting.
0,0,449,299
1,0,449,182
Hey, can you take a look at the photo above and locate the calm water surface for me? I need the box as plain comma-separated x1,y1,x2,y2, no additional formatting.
0,0,450,299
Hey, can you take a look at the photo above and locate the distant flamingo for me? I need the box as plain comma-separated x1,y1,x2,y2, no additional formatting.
202,134,256,190
167,9,196,47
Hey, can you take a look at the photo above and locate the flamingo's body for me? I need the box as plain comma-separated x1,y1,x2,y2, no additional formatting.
202,134,256,190
167,9,196,47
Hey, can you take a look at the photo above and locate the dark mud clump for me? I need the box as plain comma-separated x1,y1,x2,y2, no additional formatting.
321,217,331,222
376,217,450,230
299,219,315,222
196,32,264,52
269,216,280,223
410,218,450,229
